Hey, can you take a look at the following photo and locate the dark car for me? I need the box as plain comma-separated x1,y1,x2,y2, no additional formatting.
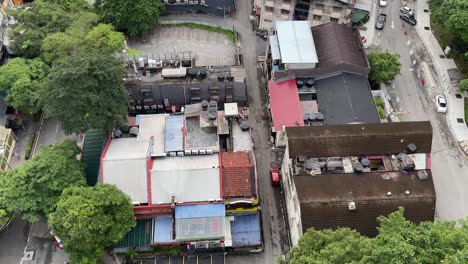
400,13,417,25
375,13,387,30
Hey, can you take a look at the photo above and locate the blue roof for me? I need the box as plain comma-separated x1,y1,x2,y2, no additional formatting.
231,213,262,247
164,115,184,153
175,204,225,219
154,216,174,243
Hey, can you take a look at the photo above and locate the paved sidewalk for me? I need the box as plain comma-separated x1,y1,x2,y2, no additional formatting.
415,1,468,155
358,0,378,48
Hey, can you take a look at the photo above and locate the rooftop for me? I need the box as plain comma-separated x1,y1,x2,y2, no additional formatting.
222,152,255,198
286,121,433,157
151,155,221,204
268,80,304,132
314,73,380,124
275,21,318,64
312,23,368,70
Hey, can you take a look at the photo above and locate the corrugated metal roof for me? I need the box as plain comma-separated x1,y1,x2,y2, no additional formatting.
175,204,225,219
175,204,226,241
222,152,255,198
153,216,174,244
295,172,436,237
115,219,153,248
164,115,184,153
231,213,262,247
286,121,433,157
312,23,368,69
269,35,281,61
268,80,304,132
137,114,168,157
355,0,373,12
275,21,318,64
151,155,220,204
81,130,106,186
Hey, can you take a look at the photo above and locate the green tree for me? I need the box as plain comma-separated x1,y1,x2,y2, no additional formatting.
0,58,49,114
96,0,165,36
0,140,86,222
459,79,468,92
41,49,128,134
431,0,468,42
8,0,87,58
368,51,401,84
283,208,468,264
288,228,373,264
49,184,136,264
43,0,91,12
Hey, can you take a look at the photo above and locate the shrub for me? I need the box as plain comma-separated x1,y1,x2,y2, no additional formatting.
24,133,37,160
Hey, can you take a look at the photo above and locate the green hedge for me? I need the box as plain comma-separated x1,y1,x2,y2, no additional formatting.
163,23,236,42
24,133,37,160
464,98,468,126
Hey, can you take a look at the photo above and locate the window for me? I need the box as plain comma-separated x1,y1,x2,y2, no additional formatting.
265,6,274,12
313,15,322,21
315,3,324,10
333,6,343,12
330,17,339,22
140,89,152,97
281,9,290,15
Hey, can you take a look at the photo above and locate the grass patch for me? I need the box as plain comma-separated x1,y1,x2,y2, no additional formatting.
163,23,236,42
374,97,387,119
465,98,468,126
24,133,36,160
127,47,143,56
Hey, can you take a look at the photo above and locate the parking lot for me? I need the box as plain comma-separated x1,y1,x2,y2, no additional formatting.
127,26,236,67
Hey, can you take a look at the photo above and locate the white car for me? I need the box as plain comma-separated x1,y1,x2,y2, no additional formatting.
435,95,447,113
380,0,387,7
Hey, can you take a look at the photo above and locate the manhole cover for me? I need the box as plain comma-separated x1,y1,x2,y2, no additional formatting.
23,250,35,261
424,26,430,30
439,55,445,59
456,94,462,99
457,118,464,124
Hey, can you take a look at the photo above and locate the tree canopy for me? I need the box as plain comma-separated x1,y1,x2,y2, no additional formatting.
430,0,468,42
0,140,86,222
41,49,128,134
285,208,468,264
0,58,49,114
8,0,89,58
96,0,165,36
368,51,401,84
48,184,136,264
459,79,468,92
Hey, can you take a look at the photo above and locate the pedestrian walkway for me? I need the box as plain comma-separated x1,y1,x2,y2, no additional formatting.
358,0,378,48
415,1,468,156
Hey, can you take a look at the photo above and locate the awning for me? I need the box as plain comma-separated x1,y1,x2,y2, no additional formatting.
154,216,175,244
352,9,369,24
269,35,281,61
230,213,261,247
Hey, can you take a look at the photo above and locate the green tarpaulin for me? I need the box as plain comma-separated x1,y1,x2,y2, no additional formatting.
352,9,370,24
81,130,107,186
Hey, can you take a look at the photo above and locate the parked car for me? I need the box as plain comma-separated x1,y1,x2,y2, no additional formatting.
270,168,280,186
375,13,387,30
435,95,447,113
400,6,414,16
379,0,387,7
50,232,63,249
400,13,417,25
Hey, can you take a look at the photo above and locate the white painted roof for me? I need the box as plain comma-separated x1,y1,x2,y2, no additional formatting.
151,155,220,204
275,21,318,64
224,103,239,117
137,114,168,157
268,35,281,61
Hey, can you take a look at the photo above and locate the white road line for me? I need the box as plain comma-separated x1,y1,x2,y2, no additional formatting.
391,20,394,29
378,31,381,37
407,40,411,46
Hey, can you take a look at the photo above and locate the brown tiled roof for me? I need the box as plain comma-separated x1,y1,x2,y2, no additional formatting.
221,152,255,198
286,121,432,157
295,171,436,236
312,23,369,69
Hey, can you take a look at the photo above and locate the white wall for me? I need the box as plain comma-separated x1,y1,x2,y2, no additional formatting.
281,144,303,246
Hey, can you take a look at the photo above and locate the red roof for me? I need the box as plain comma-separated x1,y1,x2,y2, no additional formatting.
221,152,254,198
268,80,304,132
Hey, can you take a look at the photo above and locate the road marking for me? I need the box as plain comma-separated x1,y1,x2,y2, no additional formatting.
391,20,394,29
410,48,414,55
407,40,411,46
409,68,414,71
378,31,381,37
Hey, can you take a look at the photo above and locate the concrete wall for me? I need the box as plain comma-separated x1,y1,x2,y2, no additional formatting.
280,144,303,246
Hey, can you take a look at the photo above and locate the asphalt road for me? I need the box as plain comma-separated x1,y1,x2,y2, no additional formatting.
374,0,468,220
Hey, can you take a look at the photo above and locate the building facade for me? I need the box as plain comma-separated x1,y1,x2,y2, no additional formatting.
254,0,352,30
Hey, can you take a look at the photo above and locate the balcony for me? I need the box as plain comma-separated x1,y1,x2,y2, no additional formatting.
265,0,274,8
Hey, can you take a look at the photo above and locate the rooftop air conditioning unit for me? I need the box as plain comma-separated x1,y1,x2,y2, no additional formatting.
169,152,177,157
177,152,184,157
192,149,199,155
184,150,192,155
206,149,213,155
348,201,356,211
200,149,206,155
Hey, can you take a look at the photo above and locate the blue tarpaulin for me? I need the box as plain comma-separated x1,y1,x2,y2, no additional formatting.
231,213,262,247
154,216,174,244
175,204,225,219
164,115,184,153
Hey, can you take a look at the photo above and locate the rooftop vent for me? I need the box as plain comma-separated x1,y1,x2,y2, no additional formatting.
239,120,250,131
305,79,315,88
208,110,217,120
381,173,391,180
353,162,364,173
360,158,370,167
406,143,417,153
315,112,324,122
201,100,209,111
113,129,123,138
348,201,356,211
417,170,429,180
296,80,305,88
129,127,139,137
305,159,319,171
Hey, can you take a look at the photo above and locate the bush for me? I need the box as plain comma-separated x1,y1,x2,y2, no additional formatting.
377,107,387,119
460,79,468,92
24,133,37,160
464,98,468,126
375,97,385,108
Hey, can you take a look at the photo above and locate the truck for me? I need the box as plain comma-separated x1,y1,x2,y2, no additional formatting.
375,14,387,30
